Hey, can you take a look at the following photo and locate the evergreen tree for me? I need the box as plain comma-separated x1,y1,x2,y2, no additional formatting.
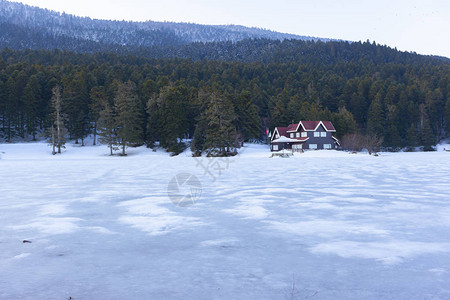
202,90,238,156
190,121,206,156
406,123,419,151
48,85,67,154
420,117,436,151
63,72,90,145
5,76,18,141
97,98,118,155
114,81,143,155
148,83,189,154
233,90,261,143
444,95,450,136
269,91,289,129
366,94,385,137
332,107,357,138
22,75,41,141
386,124,402,150
146,96,159,148
89,86,107,145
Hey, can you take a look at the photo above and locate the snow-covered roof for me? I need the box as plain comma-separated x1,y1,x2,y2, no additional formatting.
271,136,300,143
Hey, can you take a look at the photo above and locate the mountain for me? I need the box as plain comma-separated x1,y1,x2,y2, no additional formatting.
0,0,326,53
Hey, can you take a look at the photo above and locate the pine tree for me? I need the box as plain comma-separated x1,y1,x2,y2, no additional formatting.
203,90,238,156
444,95,450,136
63,72,90,145
190,121,206,156
269,91,289,129
233,90,261,144
366,94,385,137
420,117,436,151
89,86,107,145
97,98,118,155
114,81,143,155
148,83,189,154
146,96,159,148
386,124,402,150
332,107,357,138
22,75,41,141
406,123,419,151
48,85,68,154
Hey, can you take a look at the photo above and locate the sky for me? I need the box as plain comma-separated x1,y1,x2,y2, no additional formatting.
14,0,450,58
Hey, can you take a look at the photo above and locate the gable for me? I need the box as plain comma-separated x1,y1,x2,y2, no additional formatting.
299,121,336,132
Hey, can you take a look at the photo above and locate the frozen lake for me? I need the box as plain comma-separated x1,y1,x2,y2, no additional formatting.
0,143,449,299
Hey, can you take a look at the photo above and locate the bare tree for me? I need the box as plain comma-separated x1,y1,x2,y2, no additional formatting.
341,133,383,155
364,134,384,155
341,133,363,152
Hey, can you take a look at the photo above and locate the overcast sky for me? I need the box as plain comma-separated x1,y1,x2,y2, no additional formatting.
15,0,450,58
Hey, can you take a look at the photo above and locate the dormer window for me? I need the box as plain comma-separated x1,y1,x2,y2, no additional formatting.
301,132,307,137
290,133,294,138
296,132,300,138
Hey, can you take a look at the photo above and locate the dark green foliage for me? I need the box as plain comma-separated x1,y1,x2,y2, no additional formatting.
191,122,206,156
202,90,239,156
385,125,402,150
233,90,261,143
444,95,450,135
332,107,357,138
22,75,41,140
366,95,385,137
62,71,91,145
406,124,419,151
114,81,143,155
97,97,118,155
89,86,107,145
0,44,448,152
147,83,189,154
47,85,67,154
420,118,436,151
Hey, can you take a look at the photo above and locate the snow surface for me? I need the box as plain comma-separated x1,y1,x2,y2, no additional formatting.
0,142,449,299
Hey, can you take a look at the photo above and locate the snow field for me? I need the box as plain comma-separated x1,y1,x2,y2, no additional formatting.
0,142,449,299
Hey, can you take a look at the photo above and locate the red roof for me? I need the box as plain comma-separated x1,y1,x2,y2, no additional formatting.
275,127,289,137
322,121,336,131
273,120,336,141
286,123,297,132
300,121,335,132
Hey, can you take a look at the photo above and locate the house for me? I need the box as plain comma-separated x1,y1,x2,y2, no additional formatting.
270,121,339,151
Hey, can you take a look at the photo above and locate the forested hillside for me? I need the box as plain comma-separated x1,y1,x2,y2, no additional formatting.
1,40,448,154
0,0,319,54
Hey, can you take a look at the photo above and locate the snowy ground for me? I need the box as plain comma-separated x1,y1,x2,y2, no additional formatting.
0,142,449,299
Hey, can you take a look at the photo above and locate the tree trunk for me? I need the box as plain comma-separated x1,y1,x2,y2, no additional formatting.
93,122,97,145
52,126,56,155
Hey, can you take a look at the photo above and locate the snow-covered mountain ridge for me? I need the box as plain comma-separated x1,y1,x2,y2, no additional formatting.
0,0,327,51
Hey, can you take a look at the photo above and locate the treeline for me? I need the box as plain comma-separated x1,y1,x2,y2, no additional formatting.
0,46,449,154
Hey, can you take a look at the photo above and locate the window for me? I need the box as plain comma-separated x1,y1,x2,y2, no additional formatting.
324,144,331,149
293,144,302,149
321,132,327,137
296,132,300,138
290,133,294,138
309,144,317,149
273,144,279,151
314,132,320,137
301,132,307,137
